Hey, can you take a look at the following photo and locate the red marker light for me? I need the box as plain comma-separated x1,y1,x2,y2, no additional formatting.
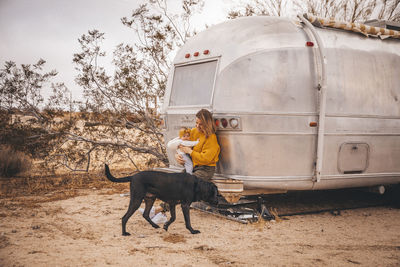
203,50,210,55
221,118,228,128
214,119,220,127
306,41,314,47
194,52,199,57
309,122,318,127
185,53,190,58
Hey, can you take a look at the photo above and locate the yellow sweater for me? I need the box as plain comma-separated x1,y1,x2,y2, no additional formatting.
190,127,220,167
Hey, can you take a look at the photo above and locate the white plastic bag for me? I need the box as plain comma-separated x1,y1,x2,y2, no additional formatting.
138,207,168,224
152,212,168,224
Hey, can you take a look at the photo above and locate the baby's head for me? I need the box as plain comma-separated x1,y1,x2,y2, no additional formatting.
179,127,191,141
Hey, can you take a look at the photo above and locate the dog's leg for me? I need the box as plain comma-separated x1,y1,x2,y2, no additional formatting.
143,197,160,229
181,203,200,234
163,203,176,231
121,195,143,236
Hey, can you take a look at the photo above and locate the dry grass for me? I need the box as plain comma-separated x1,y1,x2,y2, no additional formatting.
252,212,266,230
270,207,282,222
0,170,129,200
250,207,282,230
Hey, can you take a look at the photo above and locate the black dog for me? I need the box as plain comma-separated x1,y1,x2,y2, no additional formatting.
104,164,218,236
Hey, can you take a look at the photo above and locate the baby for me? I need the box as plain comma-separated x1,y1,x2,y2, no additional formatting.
167,127,199,174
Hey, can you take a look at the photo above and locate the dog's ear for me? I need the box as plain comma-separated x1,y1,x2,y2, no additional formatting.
204,183,218,205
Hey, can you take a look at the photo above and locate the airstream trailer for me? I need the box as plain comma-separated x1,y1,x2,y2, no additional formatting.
161,14,400,201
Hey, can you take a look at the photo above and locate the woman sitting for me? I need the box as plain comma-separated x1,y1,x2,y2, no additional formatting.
176,109,220,181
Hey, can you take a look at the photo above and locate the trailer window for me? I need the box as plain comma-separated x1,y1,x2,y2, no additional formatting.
169,60,217,106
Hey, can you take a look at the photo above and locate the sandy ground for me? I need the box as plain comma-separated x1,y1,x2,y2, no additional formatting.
0,189,399,267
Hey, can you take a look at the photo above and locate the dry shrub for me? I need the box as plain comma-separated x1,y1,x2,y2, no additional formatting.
252,212,266,230
270,208,281,222
0,170,129,199
0,146,32,177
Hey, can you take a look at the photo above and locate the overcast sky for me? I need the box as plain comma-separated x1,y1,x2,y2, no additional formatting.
0,0,233,101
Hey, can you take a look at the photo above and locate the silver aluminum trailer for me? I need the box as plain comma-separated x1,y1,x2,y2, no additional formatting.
161,15,400,200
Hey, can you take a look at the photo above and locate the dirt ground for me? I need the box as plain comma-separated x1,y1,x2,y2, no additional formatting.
0,189,399,267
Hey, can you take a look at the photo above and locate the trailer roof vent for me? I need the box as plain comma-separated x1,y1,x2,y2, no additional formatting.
363,19,400,31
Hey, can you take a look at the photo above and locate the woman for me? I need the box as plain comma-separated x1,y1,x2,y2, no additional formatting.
176,109,220,181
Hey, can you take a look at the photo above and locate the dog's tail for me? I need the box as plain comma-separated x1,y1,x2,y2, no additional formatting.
105,164,132,183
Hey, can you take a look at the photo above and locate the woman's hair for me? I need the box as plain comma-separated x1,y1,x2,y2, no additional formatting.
196,109,216,138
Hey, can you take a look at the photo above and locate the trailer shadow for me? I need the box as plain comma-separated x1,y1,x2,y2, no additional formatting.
194,187,399,223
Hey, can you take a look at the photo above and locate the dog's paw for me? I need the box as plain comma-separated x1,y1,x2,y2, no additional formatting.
152,224,160,229
190,230,200,234
122,232,131,236
163,225,169,231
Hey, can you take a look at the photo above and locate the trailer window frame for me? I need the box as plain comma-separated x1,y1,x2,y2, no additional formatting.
168,58,219,109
